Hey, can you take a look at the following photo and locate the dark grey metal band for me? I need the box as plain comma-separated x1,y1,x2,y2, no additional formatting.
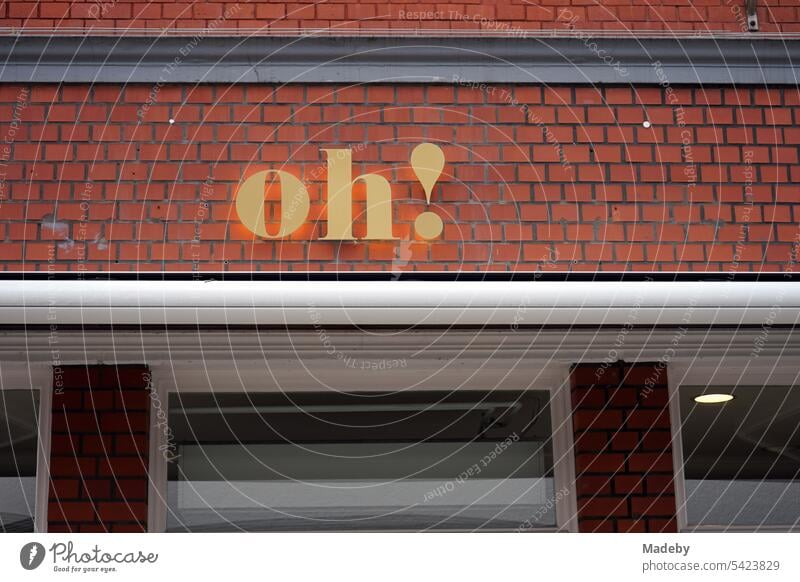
1,35,799,85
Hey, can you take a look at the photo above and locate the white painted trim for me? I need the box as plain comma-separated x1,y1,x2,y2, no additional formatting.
146,364,169,533
0,363,51,532
1,280,799,326
148,358,576,533
33,370,51,533
29,365,52,534
667,362,690,533
682,524,800,532
551,363,579,532
3,328,800,363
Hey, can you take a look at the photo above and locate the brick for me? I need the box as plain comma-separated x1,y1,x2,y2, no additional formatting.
645,475,676,496
0,80,797,274
49,478,81,499
1,0,798,35
579,497,629,518
575,453,626,474
49,501,95,523
571,361,676,531
610,431,640,452
110,523,146,532
614,475,644,495
49,433,81,455
576,475,612,496
640,431,672,452
109,366,151,389
617,519,648,533
99,412,148,433
50,456,97,477
51,411,101,433
573,410,624,430
49,365,150,531
648,518,678,533
97,501,147,522
114,479,149,500
579,519,616,533
115,389,151,411
608,387,639,408
631,496,676,518
82,479,112,499
97,457,148,478
627,453,674,473
81,434,113,455
623,364,667,386
625,409,671,430
573,431,610,453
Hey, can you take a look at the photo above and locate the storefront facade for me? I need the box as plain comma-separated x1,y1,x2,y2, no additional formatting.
1,2,799,534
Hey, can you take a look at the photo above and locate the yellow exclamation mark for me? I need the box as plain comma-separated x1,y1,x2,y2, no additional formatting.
410,143,445,240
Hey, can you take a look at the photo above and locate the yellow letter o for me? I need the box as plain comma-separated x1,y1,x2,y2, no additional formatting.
235,170,310,239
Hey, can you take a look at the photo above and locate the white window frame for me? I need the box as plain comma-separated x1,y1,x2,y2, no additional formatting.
146,353,578,533
0,362,51,533
669,358,800,533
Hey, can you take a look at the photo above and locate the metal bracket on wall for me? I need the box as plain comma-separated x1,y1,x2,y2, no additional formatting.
746,0,759,32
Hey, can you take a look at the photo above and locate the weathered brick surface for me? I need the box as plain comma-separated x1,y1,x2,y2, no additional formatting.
48,365,150,533
570,361,677,533
2,1,797,33
2,83,800,272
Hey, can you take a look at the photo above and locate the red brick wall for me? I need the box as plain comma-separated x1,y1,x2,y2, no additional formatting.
2,1,797,33
571,361,677,533
48,365,150,533
2,83,800,272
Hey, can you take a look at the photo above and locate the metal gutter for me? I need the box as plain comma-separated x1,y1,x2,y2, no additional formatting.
1,35,799,84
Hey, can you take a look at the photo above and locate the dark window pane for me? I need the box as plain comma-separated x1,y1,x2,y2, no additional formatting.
0,391,39,533
680,385,800,528
166,390,556,531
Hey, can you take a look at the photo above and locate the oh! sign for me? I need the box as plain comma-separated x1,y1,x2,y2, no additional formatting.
235,143,445,241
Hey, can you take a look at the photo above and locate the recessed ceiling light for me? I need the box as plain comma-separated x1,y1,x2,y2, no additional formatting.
693,393,734,404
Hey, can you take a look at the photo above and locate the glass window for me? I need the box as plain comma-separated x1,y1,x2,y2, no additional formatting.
680,385,800,529
0,390,39,532
166,390,556,531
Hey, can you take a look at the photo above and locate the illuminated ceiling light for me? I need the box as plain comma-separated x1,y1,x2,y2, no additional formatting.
693,393,735,404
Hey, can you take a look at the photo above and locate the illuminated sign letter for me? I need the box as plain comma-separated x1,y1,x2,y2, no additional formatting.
235,143,445,241
235,170,310,239
322,149,397,241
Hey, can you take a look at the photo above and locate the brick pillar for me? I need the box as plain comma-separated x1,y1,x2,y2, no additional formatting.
48,365,150,532
570,361,677,533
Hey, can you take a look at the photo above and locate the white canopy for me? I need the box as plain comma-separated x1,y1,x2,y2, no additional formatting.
0,279,797,326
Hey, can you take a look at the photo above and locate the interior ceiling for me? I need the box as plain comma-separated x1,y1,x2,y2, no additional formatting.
7,378,799,482
168,390,555,482
169,390,553,445
680,385,800,480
